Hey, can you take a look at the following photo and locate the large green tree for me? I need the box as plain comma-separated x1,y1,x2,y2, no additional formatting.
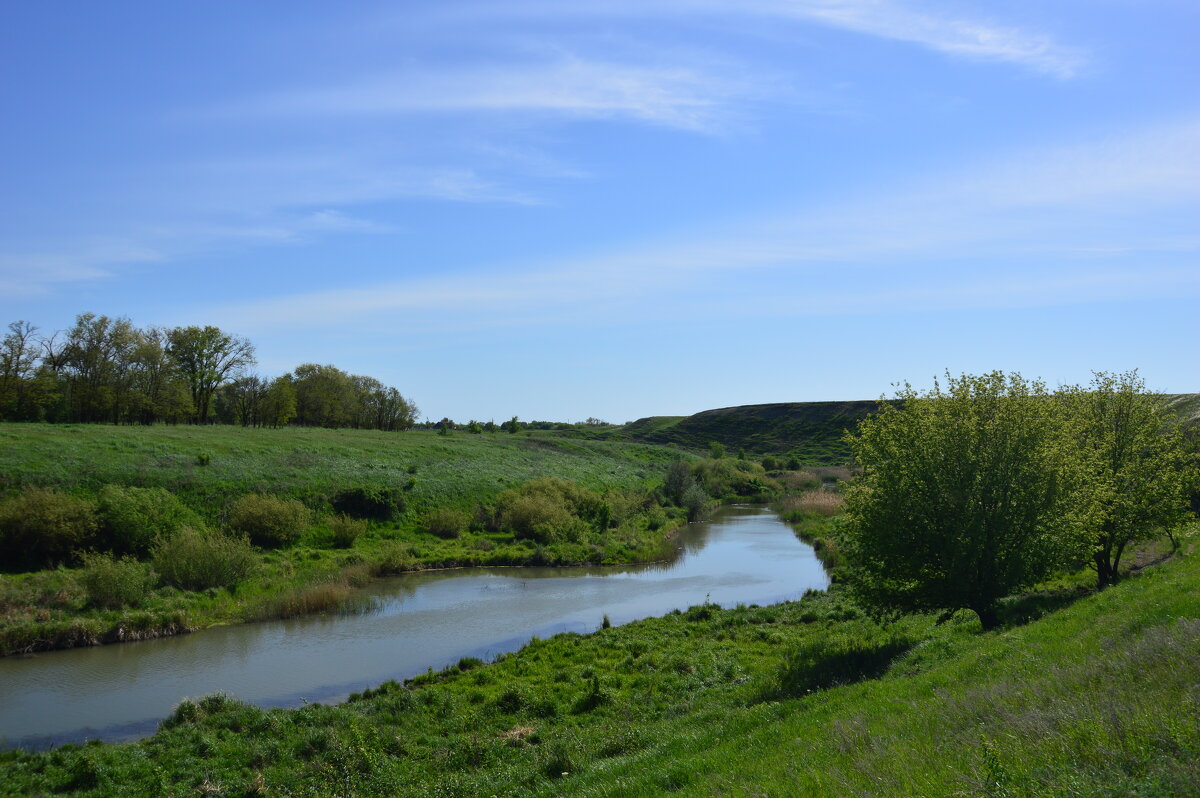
167,326,255,424
1062,371,1196,588
843,371,1086,630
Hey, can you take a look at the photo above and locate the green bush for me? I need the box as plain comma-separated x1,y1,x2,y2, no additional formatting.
681,483,711,522
79,551,156,609
0,487,98,571
496,478,608,544
330,486,406,521
227,493,312,548
95,485,202,556
424,508,469,539
151,526,258,591
329,514,366,548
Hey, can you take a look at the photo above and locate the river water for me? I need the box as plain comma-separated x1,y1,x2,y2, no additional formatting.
0,505,828,749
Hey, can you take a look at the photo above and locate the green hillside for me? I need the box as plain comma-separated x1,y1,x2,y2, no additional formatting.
603,393,1200,464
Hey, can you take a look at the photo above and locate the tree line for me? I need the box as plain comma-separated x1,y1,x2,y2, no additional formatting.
0,314,417,430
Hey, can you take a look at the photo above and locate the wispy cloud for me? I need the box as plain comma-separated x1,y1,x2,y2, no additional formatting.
429,0,1086,78
205,117,1200,331
201,58,748,133
0,241,163,298
763,0,1086,78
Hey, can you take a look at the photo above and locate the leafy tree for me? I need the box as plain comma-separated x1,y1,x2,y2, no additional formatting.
843,372,1086,630
708,441,725,459
501,416,522,434
167,325,255,424
1061,371,1197,588
0,321,43,420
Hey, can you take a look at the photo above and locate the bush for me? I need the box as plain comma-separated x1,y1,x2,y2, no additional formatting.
95,485,202,557
680,483,712,522
329,515,366,548
152,526,258,591
79,551,156,609
424,508,468,539
778,489,845,521
330,486,406,521
0,487,98,571
227,494,311,548
496,478,608,544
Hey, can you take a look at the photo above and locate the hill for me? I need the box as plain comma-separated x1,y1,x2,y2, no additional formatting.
598,393,1200,464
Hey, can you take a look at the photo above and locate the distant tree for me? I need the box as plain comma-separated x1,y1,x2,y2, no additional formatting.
59,313,137,423
1061,371,1197,587
291,363,356,428
483,420,497,433
501,416,522,434
663,460,696,506
167,326,255,425
843,372,1087,630
708,441,725,459
466,420,483,434
0,321,44,420
262,376,297,428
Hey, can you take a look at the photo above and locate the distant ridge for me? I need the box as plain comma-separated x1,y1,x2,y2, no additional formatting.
613,400,879,463
602,393,1200,465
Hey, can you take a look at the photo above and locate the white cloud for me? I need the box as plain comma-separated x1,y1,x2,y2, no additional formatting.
204,58,747,133
204,117,1200,331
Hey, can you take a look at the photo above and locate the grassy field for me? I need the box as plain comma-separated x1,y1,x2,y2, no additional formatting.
0,424,698,655
2,525,1195,796
0,424,684,519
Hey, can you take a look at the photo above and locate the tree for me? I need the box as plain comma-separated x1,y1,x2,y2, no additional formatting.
843,372,1086,630
167,326,255,424
1062,371,1197,588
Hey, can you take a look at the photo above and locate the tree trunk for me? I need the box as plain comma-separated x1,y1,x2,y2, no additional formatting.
1095,550,1116,589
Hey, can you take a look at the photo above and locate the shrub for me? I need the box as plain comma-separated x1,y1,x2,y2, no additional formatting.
79,551,156,609
424,508,468,539
496,478,608,544
329,514,366,548
152,526,258,591
681,483,711,522
330,486,406,521
0,487,98,571
227,493,311,548
95,485,202,556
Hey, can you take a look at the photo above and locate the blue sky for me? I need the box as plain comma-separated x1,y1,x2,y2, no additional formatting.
2,1,1197,423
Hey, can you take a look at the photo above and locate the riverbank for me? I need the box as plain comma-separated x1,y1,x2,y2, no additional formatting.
2,527,1194,795
1,424,700,656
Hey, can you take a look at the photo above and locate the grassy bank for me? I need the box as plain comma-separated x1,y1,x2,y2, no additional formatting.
0,424,695,655
2,527,1195,795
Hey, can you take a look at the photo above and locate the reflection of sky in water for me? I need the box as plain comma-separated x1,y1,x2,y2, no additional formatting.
0,506,827,749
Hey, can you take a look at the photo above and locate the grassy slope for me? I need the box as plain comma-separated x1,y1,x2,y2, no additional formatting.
4,533,1196,796
0,424,682,519
599,393,1200,463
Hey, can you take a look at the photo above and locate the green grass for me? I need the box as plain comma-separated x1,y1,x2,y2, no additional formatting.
0,424,684,520
3,528,1196,796
0,424,695,655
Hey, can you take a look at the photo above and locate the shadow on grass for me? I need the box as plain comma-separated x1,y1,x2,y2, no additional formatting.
767,632,916,700
997,587,1092,628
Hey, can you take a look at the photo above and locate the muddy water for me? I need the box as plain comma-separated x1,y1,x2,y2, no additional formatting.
0,505,827,748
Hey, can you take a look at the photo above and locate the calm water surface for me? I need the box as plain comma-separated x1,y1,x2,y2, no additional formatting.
0,505,827,748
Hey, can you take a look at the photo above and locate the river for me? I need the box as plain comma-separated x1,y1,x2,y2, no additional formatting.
0,504,828,749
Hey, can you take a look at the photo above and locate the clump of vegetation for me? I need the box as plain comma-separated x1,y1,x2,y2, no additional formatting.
227,493,312,548
0,487,98,571
424,507,468,539
95,485,202,557
151,526,258,591
331,486,406,521
495,478,608,544
777,489,844,522
329,514,367,548
680,483,712,522
78,551,157,609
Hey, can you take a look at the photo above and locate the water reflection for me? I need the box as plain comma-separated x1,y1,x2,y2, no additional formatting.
0,505,826,749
